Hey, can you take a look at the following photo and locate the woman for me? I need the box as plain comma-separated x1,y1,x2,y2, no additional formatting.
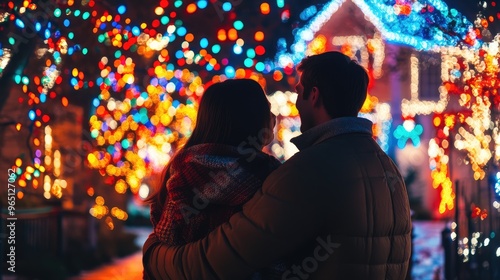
147,79,283,279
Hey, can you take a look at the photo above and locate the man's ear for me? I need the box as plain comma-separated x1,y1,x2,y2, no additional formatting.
310,86,322,107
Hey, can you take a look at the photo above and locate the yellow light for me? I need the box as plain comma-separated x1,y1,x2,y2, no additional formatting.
433,117,441,127
155,7,164,15
260,2,270,14
115,179,127,194
254,31,264,42
186,3,197,13
217,29,226,41
96,196,105,205
228,29,238,41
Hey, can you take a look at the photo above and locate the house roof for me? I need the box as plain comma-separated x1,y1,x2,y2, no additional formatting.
280,0,473,65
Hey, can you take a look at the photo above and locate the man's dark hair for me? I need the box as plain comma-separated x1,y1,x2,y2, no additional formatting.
297,51,369,118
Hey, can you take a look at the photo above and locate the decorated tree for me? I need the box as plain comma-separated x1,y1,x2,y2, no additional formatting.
0,0,307,228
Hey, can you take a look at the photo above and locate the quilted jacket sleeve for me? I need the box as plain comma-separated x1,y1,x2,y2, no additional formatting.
143,163,324,280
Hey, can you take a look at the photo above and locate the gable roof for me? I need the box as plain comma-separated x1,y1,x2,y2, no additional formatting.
280,0,473,65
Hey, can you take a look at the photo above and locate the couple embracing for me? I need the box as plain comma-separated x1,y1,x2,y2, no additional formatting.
143,51,412,280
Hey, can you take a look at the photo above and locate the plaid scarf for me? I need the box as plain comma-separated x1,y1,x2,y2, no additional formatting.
151,143,281,246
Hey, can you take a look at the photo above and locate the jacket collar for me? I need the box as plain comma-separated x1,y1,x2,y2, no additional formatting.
290,117,373,151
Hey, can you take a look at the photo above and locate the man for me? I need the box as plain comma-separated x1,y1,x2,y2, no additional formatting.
143,51,412,279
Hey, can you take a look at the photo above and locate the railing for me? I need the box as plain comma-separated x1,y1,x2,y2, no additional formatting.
443,180,500,280
0,207,62,271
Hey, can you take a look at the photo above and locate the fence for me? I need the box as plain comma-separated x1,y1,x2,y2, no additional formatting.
443,179,500,280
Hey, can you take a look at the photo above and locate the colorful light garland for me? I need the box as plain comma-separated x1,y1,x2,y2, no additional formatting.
1,0,497,225
1,0,293,228
279,0,472,70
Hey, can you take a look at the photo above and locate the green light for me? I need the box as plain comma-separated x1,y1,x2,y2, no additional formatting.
161,16,169,25
246,48,255,58
54,8,62,18
244,58,253,67
8,37,15,45
82,12,90,20
255,62,265,72
174,0,183,8
115,50,121,58
233,20,244,30
91,129,99,138
121,139,130,149
212,44,221,54
277,0,285,8
82,48,88,55
74,10,81,17
98,34,105,43
14,75,21,84
22,76,29,85
68,32,74,39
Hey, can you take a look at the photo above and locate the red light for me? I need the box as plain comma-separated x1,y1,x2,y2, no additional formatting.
152,19,160,28
255,45,265,55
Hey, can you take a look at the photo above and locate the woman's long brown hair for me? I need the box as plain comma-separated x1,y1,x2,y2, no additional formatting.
145,79,271,206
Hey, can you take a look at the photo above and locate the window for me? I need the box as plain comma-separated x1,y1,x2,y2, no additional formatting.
418,52,441,101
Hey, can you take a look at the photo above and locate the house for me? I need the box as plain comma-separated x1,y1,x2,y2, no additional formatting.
270,0,473,218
